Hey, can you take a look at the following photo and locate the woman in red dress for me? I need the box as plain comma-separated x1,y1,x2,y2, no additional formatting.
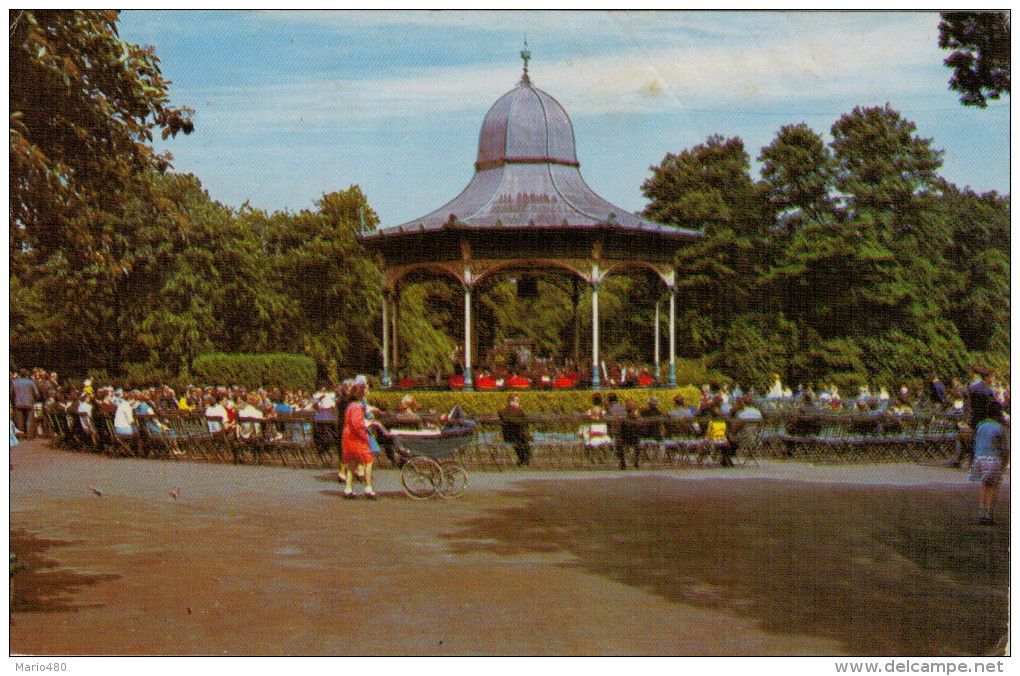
341,376,379,499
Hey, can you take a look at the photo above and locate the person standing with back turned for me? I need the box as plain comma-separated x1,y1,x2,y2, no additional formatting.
341,375,379,499
968,399,1009,525
10,369,40,439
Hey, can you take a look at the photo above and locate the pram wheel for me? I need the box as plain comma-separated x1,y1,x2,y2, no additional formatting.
400,456,442,499
438,462,467,499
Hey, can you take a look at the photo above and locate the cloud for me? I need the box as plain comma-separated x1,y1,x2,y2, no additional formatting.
172,11,944,137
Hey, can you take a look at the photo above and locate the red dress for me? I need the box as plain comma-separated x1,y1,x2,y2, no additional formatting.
342,402,374,465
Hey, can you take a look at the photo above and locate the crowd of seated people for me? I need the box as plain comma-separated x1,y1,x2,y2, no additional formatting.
13,366,1009,468
17,373,400,452
753,374,1010,418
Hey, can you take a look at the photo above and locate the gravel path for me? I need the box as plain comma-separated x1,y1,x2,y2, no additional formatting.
9,440,1009,656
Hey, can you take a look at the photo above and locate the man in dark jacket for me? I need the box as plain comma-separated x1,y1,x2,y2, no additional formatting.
10,369,40,438
928,375,947,409
952,366,998,468
499,394,531,466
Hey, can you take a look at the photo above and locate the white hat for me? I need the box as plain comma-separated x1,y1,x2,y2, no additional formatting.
353,375,368,386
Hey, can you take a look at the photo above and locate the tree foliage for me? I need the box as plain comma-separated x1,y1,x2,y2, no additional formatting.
642,136,768,355
10,10,193,265
938,11,1011,108
758,123,836,229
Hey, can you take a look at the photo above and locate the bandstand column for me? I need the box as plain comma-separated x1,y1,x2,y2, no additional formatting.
668,286,677,387
654,300,661,382
463,282,474,391
381,291,391,388
591,272,601,390
391,291,399,380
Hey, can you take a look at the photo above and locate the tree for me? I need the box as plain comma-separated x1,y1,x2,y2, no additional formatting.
939,184,1011,354
263,187,382,377
830,105,943,220
10,10,193,263
642,135,767,353
938,11,1010,108
10,10,193,374
758,123,836,229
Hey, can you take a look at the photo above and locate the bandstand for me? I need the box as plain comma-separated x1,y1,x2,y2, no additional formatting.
360,48,702,390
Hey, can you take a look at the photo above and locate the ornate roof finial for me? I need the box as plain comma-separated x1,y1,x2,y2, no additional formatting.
519,35,531,85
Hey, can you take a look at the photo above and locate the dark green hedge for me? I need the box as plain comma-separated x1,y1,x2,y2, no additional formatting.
191,353,316,391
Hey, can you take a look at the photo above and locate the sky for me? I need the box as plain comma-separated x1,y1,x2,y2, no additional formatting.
117,10,1010,227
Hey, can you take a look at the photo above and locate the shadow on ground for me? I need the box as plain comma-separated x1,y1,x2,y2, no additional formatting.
9,529,120,614
442,476,1008,656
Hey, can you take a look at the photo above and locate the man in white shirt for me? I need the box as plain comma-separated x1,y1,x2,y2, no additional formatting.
204,395,231,434
113,394,137,436
236,393,264,441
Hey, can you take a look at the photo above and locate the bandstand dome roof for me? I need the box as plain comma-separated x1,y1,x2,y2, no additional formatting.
362,54,702,245
475,83,578,169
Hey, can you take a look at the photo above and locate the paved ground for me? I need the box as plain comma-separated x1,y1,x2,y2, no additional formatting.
9,439,1009,656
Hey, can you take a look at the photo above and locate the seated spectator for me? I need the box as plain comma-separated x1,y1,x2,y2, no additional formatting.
76,392,98,444
639,396,663,418
113,393,138,436
273,390,292,415
580,393,612,449
205,395,233,435
888,396,913,417
668,394,697,419
701,402,733,467
734,395,763,422
236,393,264,441
393,395,424,429
730,395,763,459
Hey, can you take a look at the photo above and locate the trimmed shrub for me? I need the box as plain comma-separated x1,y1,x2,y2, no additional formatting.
191,353,316,391
368,385,703,419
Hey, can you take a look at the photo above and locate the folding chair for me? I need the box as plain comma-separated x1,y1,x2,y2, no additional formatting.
312,418,342,468
755,416,787,458
921,415,959,464
731,420,761,467
660,417,701,467
104,417,143,457
77,412,101,452
633,417,665,468
236,416,266,464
